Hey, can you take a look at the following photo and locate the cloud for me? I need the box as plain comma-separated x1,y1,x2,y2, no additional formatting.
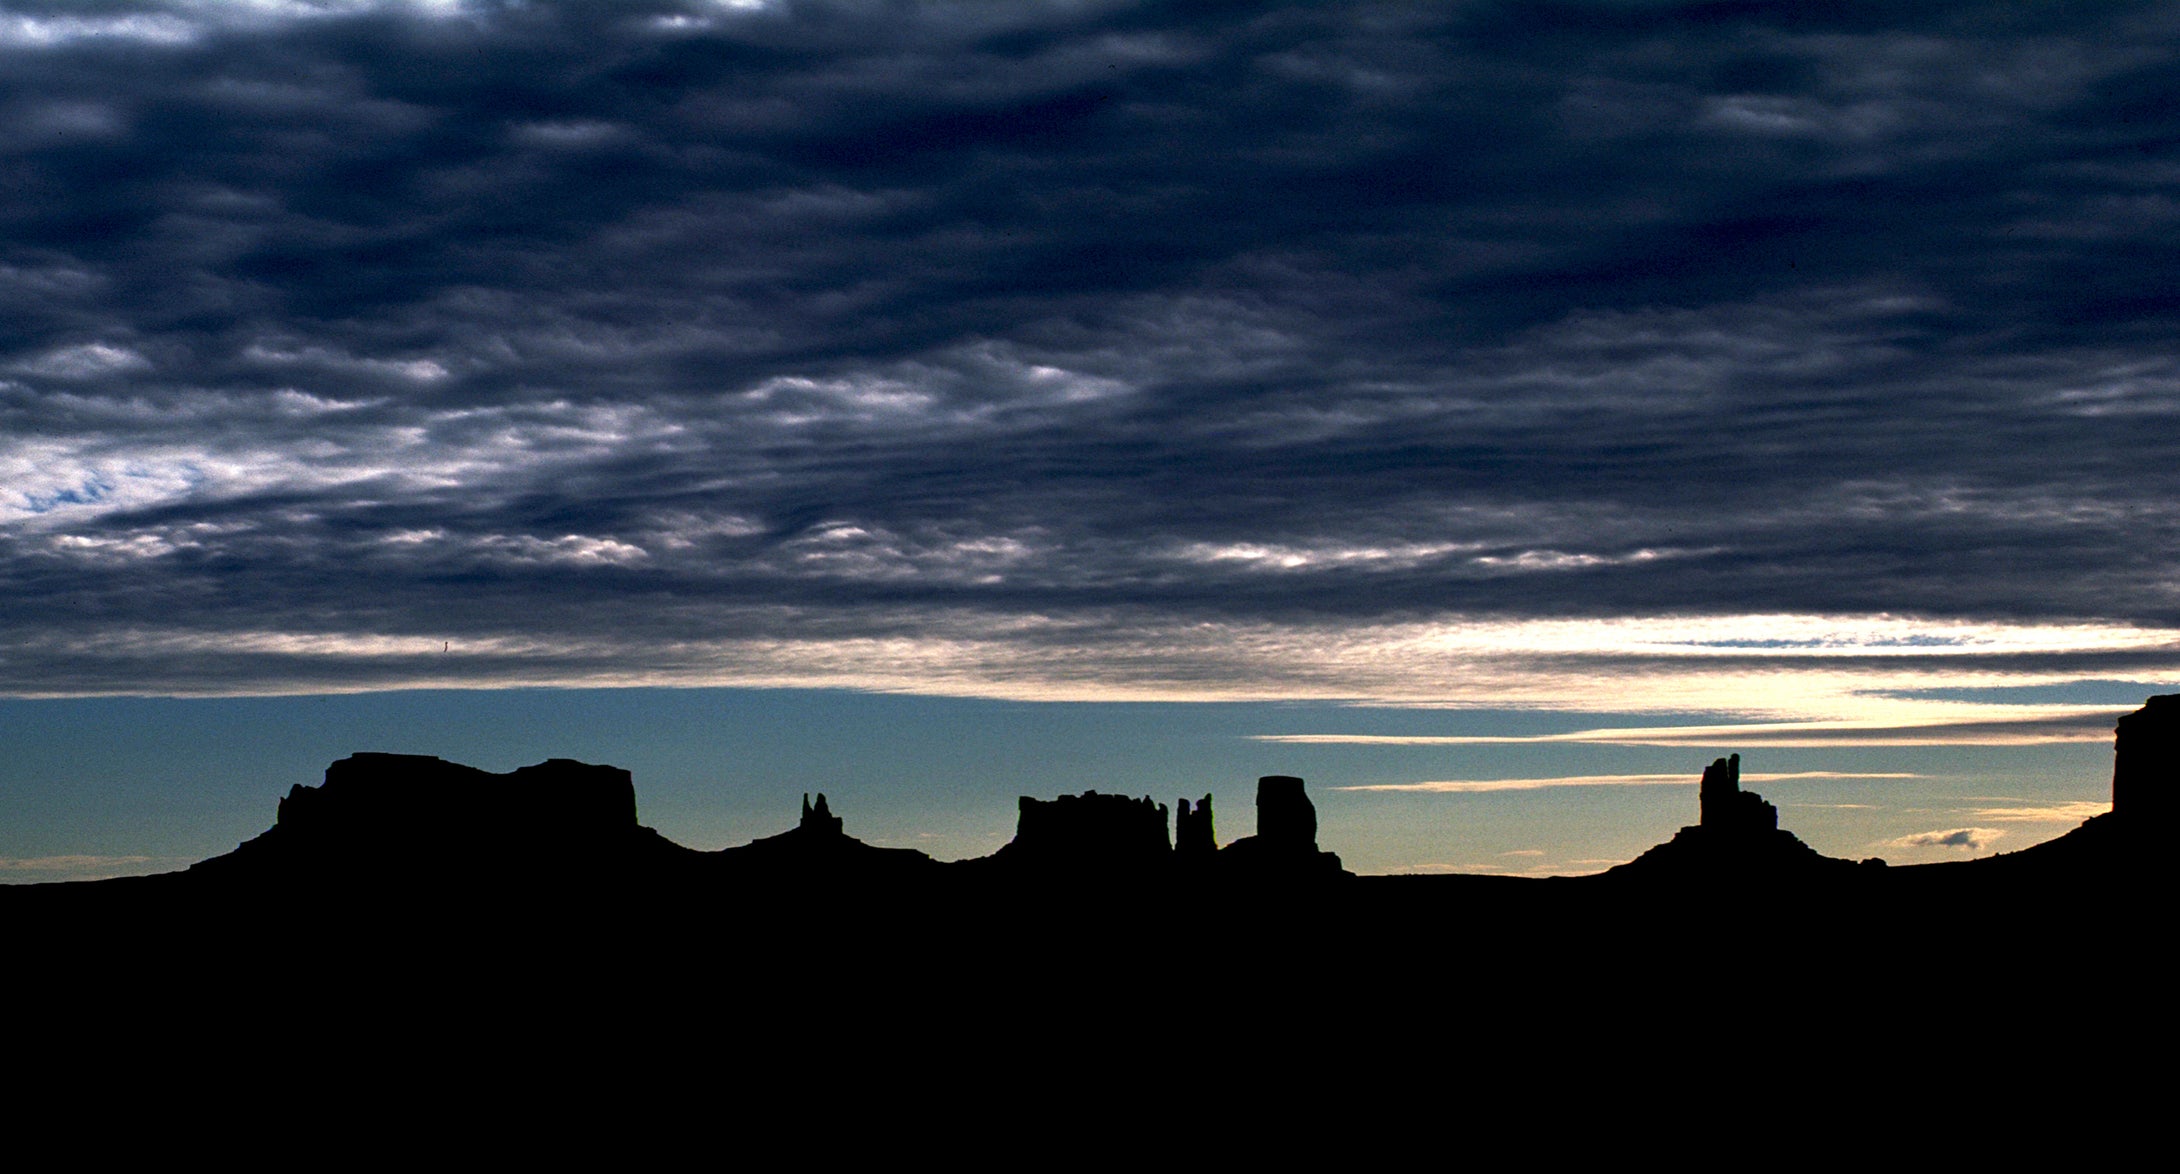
12,344,151,379
0,12,195,48
0,853,156,870
1337,771,1918,794
0,853,181,882
1968,800,2112,823
0,2,2178,713
1388,857,1620,878
1890,827,2006,851
1266,711,2125,749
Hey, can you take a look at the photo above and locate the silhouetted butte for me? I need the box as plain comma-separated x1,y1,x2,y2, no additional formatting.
1217,775,1348,880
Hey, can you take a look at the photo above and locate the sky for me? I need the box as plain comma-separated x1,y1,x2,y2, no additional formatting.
3,0,2176,880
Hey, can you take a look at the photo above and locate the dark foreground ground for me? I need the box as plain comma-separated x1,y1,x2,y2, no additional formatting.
3,761,2155,1155
11,830,2150,1071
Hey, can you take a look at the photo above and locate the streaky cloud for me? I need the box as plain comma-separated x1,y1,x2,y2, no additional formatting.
1262,710,2125,748
1967,800,2112,823
1336,771,1919,794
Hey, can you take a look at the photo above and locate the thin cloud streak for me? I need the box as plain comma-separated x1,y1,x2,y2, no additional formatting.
1968,800,2112,823
1391,857,1629,877
1260,710,2126,749
1337,771,1919,794
0,853,183,882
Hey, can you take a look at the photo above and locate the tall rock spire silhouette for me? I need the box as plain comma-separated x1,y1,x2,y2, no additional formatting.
1607,753,1851,880
1176,794,1216,859
1698,753,1777,833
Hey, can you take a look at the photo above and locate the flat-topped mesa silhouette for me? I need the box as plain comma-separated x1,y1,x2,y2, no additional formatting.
1963,693,2157,877
195,755,943,892
280,753,638,838
1217,775,1349,880
2112,693,2176,821
986,791,1173,875
190,752,686,886
1608,754,1858,881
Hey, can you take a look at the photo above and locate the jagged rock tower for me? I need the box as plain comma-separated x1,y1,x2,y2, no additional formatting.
1175,794,1216,859
801,792,844,836
1698,753,1777,833
990,791,1174,873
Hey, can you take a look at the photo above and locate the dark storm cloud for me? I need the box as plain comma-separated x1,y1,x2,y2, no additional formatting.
6,0,2180,698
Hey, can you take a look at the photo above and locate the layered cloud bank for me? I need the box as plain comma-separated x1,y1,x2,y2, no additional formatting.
5,1,2180,722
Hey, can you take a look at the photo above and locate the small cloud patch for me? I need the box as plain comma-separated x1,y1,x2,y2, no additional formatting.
1891,827,2005,851
15,343,150,379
